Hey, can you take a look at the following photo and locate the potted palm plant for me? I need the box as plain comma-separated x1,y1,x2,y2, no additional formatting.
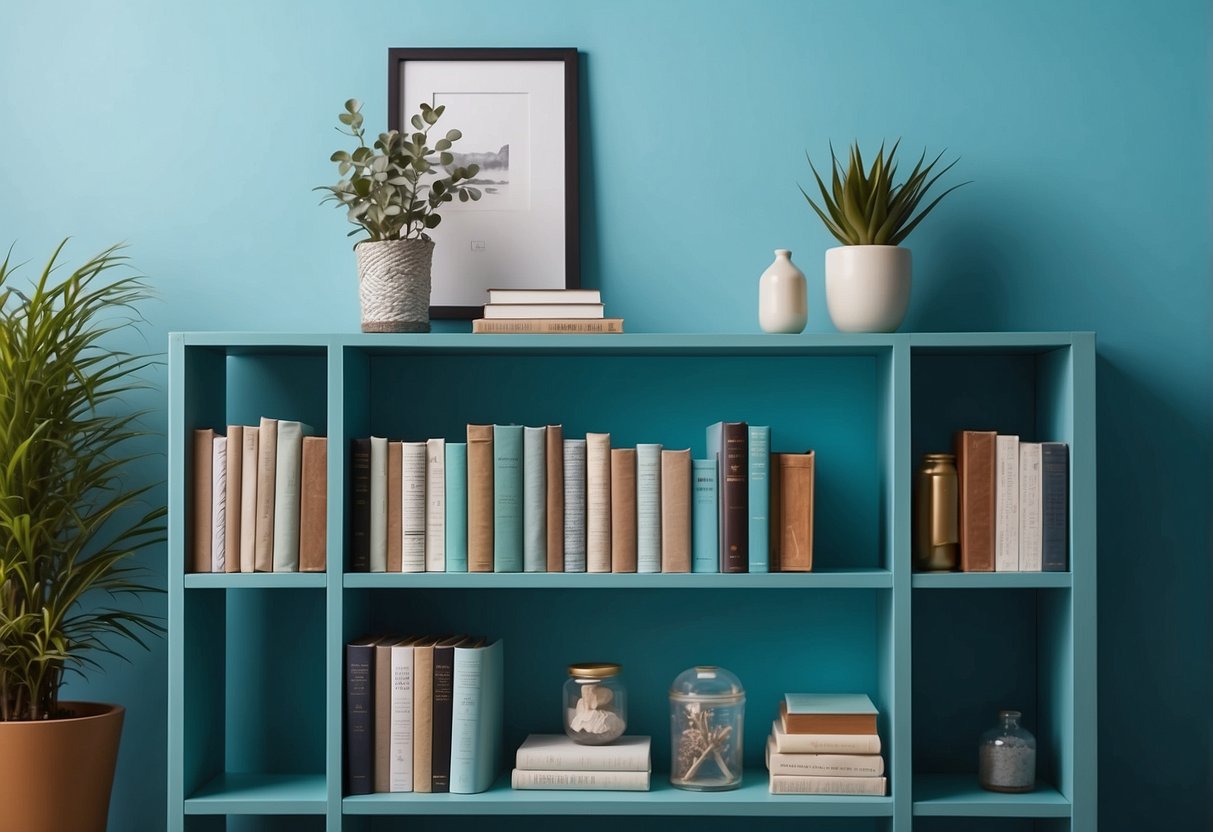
0,242,164,832
317,99,482,332
801,141,967,332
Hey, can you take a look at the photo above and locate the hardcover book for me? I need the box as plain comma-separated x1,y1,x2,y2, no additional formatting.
769,774,886,796
691,458,719,573
298,436,328,572
426,438,446,572
401,441,427,573
1041,441,1069,571
563,439,587,572
610,448,637,573
635,443,663,573
412,636,441,793
472,318,624,334
374,638,394,793
748,425,770,573
773,451,814,572
995,434,1020,571
369,436,388,572
511,769,650,791
190,428,215,573
706,422,748,572
450,639,504,794
522,427,547,572
349,436,371,572
1018,441,1043,571
660,449,692,573
781,693,878,735
515,734,652,772
389,637,417,792
545,425,565,572
467,425,494,572
210,436,226,572
223,425,243,572
272,420,311,572
770,719,882,754
482,302,605,319
345,637,377,795
239,426,259,573
764,736,884,777
586,432,612,573
254,417,278,572
387,441,403,572
956,429,997,572
431,635,466,792
493,425,524,572
445,442,469,573
488,288,602,305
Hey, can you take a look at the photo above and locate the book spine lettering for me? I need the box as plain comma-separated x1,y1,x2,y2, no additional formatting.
444,443,468,572
345,642,374,795
472,318,623,334
635,443,663,573
450,640,503,794
1041,442,1069,571
748,425,770,573
467,425,494,572
493,425,524,572
563,439,587,572
769,775,887,796
692,458,719,573
522,427,547,572
431,644,456,792
586,432,612,573
426,438,446,572
349,437,370,572
510,769,650,790
720,422,749,572
401,442,427,572
389,644,414,792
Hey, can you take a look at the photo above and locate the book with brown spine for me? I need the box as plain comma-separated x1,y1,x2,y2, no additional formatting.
610,448,637,573
387,441,403,572
298,436,328,572
586,432,612,573
467,425,494,572
374,637,395,793
780,693,878,734
254,417,278,572
660,449,692,573
707,422,748,572
190,428,215,573
774,451,815,571
223,425,243,572
545,424,565,572
955,430,997,572
411,636,442,793
472,318,623,334
239,426,258,573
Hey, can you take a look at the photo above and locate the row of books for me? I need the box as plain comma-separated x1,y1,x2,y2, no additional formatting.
345,636,503,796
472,288,624,334
957,431,1069,572
190,419,327,573
768,694,886,796
511,735,652,791
350,422,815,573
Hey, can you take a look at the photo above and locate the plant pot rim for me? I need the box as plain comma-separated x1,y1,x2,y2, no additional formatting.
355,238,434,248
0,701,124,725
827,244,910,251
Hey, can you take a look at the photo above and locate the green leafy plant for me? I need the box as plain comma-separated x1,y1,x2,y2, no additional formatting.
317,99,483,243
801,141,967,246
0,241,164,722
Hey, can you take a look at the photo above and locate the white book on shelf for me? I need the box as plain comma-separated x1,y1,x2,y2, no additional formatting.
515,734,651,772
995,434,1020,571
586,432,612,572
488,288,601,305
769,774,887,795
482,302,605,319
562,439,587,572
425,438,446,572
1018,441,1043,571
370,436,388,573
511,768,650,790
210,436,226,572
272,420,310,572
635,444,663,573
522,426,547,572
401,441,427,572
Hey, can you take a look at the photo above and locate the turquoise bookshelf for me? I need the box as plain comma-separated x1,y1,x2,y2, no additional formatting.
168,332,1096,832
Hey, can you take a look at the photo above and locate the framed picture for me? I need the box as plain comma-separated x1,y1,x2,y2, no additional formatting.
388,48,580,319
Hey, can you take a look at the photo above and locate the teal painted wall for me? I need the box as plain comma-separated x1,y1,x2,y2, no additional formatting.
1,0,1208,828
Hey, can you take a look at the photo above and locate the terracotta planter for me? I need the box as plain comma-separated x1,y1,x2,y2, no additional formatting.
0,702,124,832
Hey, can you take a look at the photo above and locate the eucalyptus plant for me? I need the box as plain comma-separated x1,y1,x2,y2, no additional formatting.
801,141,967,246
317,99,482,243
0,242,164,722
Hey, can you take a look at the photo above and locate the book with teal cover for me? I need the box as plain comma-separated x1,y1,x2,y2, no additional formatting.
748,425,770,573
493,425,524,572
635,443,663,573
784,693,878,715
692,458,718,573
445,442,468,572
450,639,504,794
522,426,547,572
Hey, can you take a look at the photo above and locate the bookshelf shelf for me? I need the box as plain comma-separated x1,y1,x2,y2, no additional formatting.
183,772,328,815
911,774,1070,817
343,769,895,816
168,332,1096,832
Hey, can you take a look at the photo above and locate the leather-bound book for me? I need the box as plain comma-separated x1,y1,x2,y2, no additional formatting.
660,449,692,573
956,430,997,572
774,451,815,571
707,422,749,572
467,425,494,572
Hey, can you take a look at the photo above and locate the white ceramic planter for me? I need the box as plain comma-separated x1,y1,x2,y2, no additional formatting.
758,249,807,333
824,245,912,333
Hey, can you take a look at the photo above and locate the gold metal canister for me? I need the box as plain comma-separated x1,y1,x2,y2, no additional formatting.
914,452,958,571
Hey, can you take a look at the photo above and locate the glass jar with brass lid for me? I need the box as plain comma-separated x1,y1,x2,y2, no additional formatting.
563,662,627,745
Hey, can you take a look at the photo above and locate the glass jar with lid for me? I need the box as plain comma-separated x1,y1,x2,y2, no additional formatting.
668,666,745,790
563,662,627,745
978,709,1036,792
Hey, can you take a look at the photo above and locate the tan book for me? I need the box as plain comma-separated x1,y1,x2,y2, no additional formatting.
467,425,494,572
374,637,395,793
190,428,215,573
660,449,692,573
223,426,243,572
239,427,259,573
774,451,815,571
411,636,441,793
253,417,278,571
610,449,637,573
472,318,624,334
299,436,328,572
586,432,612,573
956,430,997,572
545,424,565,572
387,441,403,572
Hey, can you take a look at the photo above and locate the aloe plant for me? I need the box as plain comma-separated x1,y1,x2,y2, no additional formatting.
801,141,967,246
0,241,164,722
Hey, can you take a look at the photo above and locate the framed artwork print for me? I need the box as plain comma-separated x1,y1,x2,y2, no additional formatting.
388,47,580,319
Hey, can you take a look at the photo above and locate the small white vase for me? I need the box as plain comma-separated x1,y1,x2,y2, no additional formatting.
758,249,807,333
824,245,911,333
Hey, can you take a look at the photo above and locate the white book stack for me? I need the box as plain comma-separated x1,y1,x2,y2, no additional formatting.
511,734,651,791
473,289,624,334
768,693,887,796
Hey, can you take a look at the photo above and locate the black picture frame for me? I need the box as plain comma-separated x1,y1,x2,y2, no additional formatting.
388,47,580,320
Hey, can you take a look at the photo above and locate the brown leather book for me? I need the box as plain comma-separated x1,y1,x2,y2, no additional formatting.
610,448,637,573
411,636,441,793
191,428,215,573
956,430,997,572
299,436,328,572
223,426,243,572
779,700,877,735
545,424,565,572
467,425,494,572
774,451,815,571
719,422,749,573
254,417,278,572
661,449,692,573
586,432,612,573
387,441,403,572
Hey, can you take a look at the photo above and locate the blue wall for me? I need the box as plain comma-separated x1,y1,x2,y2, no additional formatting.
2,0,1209,828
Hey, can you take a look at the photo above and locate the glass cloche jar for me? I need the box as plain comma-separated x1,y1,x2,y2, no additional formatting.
564,662,627,745
978,709,1036,792
668,666,745,790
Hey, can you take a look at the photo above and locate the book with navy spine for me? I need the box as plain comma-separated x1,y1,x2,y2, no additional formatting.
1041,441,1069,571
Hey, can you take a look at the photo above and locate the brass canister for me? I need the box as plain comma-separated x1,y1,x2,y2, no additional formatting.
914,452,958,570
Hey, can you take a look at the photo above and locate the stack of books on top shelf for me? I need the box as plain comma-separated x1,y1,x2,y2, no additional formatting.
511,735,651,791
190,418,327,573
345,635,502,796
767,694,886,795
954,431,1069,572
473,288,624,334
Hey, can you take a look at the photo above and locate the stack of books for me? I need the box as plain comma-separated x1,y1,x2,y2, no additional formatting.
190,419,327,573
473,288,624,334
511,735,651,791
345,635,502,796
767,693,886,795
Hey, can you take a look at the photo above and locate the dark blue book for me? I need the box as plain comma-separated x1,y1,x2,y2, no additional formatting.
344,637,377,795
1041,442,1069,571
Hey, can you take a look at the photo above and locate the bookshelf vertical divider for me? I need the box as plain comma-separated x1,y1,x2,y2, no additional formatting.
167,332,1095,832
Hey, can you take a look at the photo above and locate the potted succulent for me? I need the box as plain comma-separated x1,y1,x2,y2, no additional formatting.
801,141,966,332
318,99,482,332
0,242,164,832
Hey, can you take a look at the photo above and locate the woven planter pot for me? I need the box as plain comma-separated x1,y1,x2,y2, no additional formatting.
355,238,435,333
